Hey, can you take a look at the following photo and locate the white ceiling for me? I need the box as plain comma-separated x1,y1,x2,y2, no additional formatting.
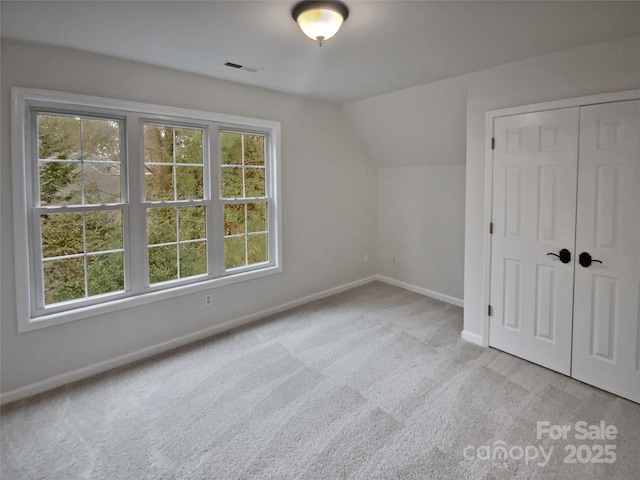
2,1,640,103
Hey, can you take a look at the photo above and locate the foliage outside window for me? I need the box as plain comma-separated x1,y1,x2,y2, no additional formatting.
143,125,208,284
12,88,280,331
221,132,269,269
38,114,125,305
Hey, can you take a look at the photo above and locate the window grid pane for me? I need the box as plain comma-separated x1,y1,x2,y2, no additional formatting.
38,114,122,206
40,208,125,306
224,236,246,270
147,205,208,284
43,257,85,305
144,125,204,202
223,201,269,270
87,252,124,297
148,244,178,284
248,234,268,264
220,132,267,200
179,241,207,278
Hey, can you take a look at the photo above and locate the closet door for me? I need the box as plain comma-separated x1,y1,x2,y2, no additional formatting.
572,100,640,403
489,108,579,375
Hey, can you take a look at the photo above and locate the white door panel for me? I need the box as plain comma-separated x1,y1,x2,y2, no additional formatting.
490,108,579,375
572,100,640,403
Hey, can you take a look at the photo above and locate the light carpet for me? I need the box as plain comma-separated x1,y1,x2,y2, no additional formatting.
2,281,639,479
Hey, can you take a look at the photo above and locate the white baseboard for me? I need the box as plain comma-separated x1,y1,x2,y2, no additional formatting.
461,330,485,346
0,276,378,405
374,275,483,346
375,275,464,308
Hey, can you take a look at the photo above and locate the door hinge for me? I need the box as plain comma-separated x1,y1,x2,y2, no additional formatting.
488,305,493,316
489,222,494,234
491,137,495,150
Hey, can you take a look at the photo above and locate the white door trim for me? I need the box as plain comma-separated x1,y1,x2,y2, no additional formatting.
480,89,640,348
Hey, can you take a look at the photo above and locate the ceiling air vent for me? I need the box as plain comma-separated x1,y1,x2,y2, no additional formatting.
224,62,261,73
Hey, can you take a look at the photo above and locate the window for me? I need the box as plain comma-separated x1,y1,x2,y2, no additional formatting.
143,124,208,284
220,131,269,269
12,88,281,331
37,114,125,306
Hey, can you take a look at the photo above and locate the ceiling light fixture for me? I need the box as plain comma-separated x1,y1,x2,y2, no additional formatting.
292,1,349,47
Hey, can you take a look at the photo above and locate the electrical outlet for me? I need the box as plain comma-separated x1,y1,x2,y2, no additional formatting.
364,253,369,263
205,294,213,305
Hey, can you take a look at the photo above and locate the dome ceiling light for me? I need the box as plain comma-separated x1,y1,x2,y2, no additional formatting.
291,1,349,47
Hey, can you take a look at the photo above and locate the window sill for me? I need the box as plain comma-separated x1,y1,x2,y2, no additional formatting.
19,265,282,333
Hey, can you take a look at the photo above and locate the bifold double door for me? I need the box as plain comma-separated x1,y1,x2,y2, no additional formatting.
489,99,639,403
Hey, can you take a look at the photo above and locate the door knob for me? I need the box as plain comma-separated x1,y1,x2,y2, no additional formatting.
547,248,571,264
579,252,603,268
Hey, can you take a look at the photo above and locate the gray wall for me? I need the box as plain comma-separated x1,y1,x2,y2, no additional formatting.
4,34,639,396
343,76,468,301
376,166,465,301
0,40,377,393
463,35,640,344
343,35,640,327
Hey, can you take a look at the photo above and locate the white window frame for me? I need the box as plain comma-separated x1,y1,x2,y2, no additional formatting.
218,124,274,274
12,87,282,333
